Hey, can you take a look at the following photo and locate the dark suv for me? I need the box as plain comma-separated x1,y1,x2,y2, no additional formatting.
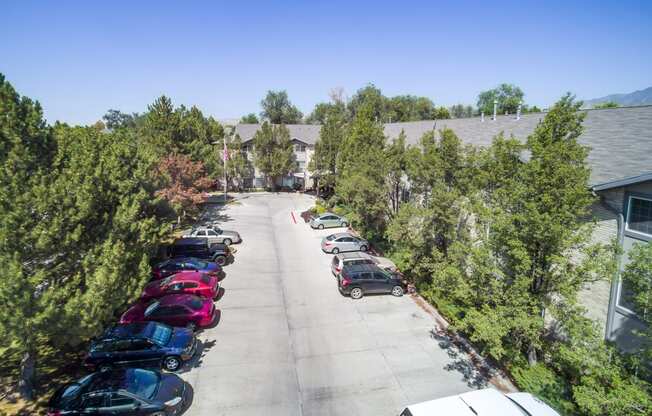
168,237,231,265
338,264,406,299
85,322,197,372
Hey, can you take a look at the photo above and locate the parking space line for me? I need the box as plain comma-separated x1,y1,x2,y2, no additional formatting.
291,211,297,224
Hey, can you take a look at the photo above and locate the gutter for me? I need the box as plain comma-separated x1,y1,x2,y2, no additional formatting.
605,212,625,341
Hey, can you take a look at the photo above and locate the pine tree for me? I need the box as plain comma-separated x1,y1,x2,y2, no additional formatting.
252,122,295,190
309,109,346,197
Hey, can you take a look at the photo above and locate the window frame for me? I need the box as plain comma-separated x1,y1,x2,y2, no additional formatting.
625,194,652,238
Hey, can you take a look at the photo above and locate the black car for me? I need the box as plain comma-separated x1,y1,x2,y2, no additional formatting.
338,264,406,299
85,322,197,372
48,368,188,416
168,238,231,265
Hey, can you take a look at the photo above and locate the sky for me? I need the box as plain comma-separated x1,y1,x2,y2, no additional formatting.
2,0,652,125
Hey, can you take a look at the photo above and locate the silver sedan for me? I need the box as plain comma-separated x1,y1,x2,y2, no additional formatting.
321,233,369,254
310,213,348,229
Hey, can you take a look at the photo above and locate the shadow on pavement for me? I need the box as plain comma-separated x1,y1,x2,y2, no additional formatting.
429,328,492,389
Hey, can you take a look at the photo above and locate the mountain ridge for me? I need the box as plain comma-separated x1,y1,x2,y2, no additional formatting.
583,86,652,108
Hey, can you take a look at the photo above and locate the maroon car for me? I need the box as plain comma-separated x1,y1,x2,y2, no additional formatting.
120,294,217,331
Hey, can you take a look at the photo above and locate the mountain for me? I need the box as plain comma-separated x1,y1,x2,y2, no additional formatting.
583,86,652,108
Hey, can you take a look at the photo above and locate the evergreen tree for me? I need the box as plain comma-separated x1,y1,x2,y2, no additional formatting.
252,122,295,189
309,108,346,197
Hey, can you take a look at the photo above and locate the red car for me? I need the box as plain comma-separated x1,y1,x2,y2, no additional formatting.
141,271,220,300
120,294,217,331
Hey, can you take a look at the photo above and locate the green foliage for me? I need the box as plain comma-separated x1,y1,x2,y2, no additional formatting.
593,101,619,109
511,363,575,415
309,107,346,196
252,122,295,189
226,134,254,189
477,83,525,115
259,90,303,124
102,109,141,130
240,113,259,124
449,104,475,118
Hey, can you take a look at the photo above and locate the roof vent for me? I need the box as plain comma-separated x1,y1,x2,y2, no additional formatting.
492,100,498,121
481,112,485,122
516,104,522,120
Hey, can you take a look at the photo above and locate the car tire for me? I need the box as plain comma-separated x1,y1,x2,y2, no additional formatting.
341,222,348,227
331,247,340,254
391,286,404,297
223,238,232,246
163,356,182,372
350,287,363,299
98,363,113,373
359,245,368,252
151,412,166,416
186,322,196,331
318,224,324,230
215,256,226,266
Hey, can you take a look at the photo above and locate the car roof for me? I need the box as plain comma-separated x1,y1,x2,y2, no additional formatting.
405,389,532,416
342,263,383,273
173,238,207,246
155,293,203,306
505,392,560,416
330,232,354,239
320,212,338,216
338,252,372,260
103,322,168,340
169,271,206,282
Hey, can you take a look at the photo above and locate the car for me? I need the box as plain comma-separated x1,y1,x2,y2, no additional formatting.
48,368,189,416
120,294,217,331
182,226,241,245
331,252,376,276
310,212,348,229
400,388,560,416
85,322,197,372
141,271,220,300
338,264,406,299
151,257,223,280
321,233,369,254
168,238,231,265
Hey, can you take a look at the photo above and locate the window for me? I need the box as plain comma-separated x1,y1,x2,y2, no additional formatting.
206,230,218,236
82,393,108,408
294,143,306,152
130,339,153,350
113,340,133,351
374,272,389,280
184,282,198,289
110,393,135,407
359,272,374,280
627,196,652,236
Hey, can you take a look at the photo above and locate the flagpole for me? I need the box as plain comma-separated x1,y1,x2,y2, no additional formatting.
223,133,228,202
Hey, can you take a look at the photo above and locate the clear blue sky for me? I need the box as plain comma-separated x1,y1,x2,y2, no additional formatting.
2,0,651,125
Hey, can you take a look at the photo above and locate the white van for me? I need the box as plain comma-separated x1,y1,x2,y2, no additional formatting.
400,388,560,416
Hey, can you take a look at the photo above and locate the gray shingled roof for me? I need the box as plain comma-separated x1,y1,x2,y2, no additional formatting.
383,106,652,187
236,123,321,145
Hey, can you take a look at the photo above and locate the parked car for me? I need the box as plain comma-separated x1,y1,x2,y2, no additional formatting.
321,233,369,254
48,368,189,416
85,322,197,372
338,264,406,299
141,272,220,300
400,388,560,416
151,257,223,280
120,294,217,331
310,212,348,229
183,226,241,245
331,252,376,276
168,238,231,265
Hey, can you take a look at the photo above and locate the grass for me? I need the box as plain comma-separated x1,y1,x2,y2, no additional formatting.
0,343,87,416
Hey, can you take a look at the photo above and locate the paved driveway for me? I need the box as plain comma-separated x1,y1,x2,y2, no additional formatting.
181,193,485,416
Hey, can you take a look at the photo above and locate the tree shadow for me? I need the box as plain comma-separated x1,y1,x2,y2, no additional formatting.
179,339,218,373
429,328,492,389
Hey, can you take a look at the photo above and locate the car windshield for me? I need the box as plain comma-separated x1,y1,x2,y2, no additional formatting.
326,234,337,241
186,259,208,269
144,301,160,317
144,323,172,346
187,297,204,310
123,369,160,399
200,274,211,284
158,276,173,287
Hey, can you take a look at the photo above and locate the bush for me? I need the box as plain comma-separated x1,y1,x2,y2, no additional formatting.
511,363,576,415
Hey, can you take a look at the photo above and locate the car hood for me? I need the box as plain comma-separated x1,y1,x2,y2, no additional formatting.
505,393,560,416
152,373,186,404
168,327,195,350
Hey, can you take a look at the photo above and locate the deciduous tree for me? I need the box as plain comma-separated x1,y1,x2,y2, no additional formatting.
260,90,303,124
252,122,295,189
477,83,525,115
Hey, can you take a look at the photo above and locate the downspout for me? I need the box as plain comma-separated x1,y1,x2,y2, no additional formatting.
605,212,625,341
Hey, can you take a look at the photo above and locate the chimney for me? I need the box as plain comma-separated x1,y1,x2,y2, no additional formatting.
492,100,497,121
481,112,485,122
516,104,522,120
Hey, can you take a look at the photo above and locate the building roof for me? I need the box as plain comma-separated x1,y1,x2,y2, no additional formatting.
383,106,652,188
236,123,321,145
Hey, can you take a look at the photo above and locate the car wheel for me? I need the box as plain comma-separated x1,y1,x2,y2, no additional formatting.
186,322,196,331
223,238,232,246
215,256,226,266
331,247,340,254
98,363,113,373
341,222,348,227
391,286,404,297
150,412,166,416
318,224,324,230
359,245,368,252
350,287,363,299
163,356,182,372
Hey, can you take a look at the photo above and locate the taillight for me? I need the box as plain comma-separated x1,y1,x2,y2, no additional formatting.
341,277,351,287
324,242,331,246
336,267,341,273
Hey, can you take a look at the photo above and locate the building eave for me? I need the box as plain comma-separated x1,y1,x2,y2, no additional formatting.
591,172,652,192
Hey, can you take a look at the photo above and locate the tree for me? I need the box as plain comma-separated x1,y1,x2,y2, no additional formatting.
347,84,387,122
336,104,388,236
154,153,212,223
252,122,295,189
141,95,180,152
593,101,619,109
385,131,408,216
309,108,346,196
260,90,303,124
450,104,475,118
240,113,259,124
477,83,525,115
102,109,140,130
225,134,253,190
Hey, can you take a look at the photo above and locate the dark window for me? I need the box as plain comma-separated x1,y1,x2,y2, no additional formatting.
82,393,108,408
167,305,189,315
358,272,373,280
149,306,172,318
113,340,133,351
200,275,211,284
188,298,203,310
184,282,199,289
130,339,153,350
628,197,652,235
373,272,388,280
110,393,135,407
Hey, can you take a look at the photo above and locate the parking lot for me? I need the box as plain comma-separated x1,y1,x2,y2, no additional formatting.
181,192,484,415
